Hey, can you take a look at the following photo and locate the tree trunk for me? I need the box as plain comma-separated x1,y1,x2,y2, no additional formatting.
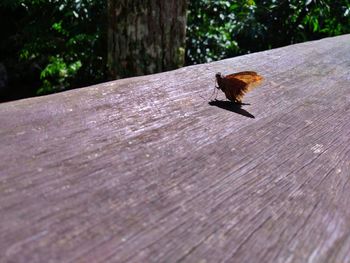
107,0,188,79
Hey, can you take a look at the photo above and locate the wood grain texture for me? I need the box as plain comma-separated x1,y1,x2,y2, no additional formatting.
1,34,350,263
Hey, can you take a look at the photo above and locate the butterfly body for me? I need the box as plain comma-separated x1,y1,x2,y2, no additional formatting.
215,71,263,103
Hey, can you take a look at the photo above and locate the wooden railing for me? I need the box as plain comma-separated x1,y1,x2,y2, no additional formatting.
1,34,350,262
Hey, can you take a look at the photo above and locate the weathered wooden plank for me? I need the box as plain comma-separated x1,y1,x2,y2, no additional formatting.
1,34,350,263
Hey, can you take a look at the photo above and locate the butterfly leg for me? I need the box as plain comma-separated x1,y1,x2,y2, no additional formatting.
229,98,242,104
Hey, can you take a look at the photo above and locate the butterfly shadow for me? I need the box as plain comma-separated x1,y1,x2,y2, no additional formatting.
208,100,255,119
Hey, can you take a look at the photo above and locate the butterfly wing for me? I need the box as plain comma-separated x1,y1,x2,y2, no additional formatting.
222,71,263,102
228,71,259,77
219,77,247,102
226,71,263,87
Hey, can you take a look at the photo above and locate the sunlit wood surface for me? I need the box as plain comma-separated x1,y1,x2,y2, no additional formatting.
1,34,350,263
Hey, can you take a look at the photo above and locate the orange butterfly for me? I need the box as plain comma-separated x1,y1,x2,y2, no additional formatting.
215,71,263,103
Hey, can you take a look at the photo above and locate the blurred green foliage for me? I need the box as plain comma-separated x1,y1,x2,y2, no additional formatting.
0,0,349,100
186,0,350,64
0,0,106,98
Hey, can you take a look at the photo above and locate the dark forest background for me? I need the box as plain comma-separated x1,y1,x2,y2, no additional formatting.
0,0,349,102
